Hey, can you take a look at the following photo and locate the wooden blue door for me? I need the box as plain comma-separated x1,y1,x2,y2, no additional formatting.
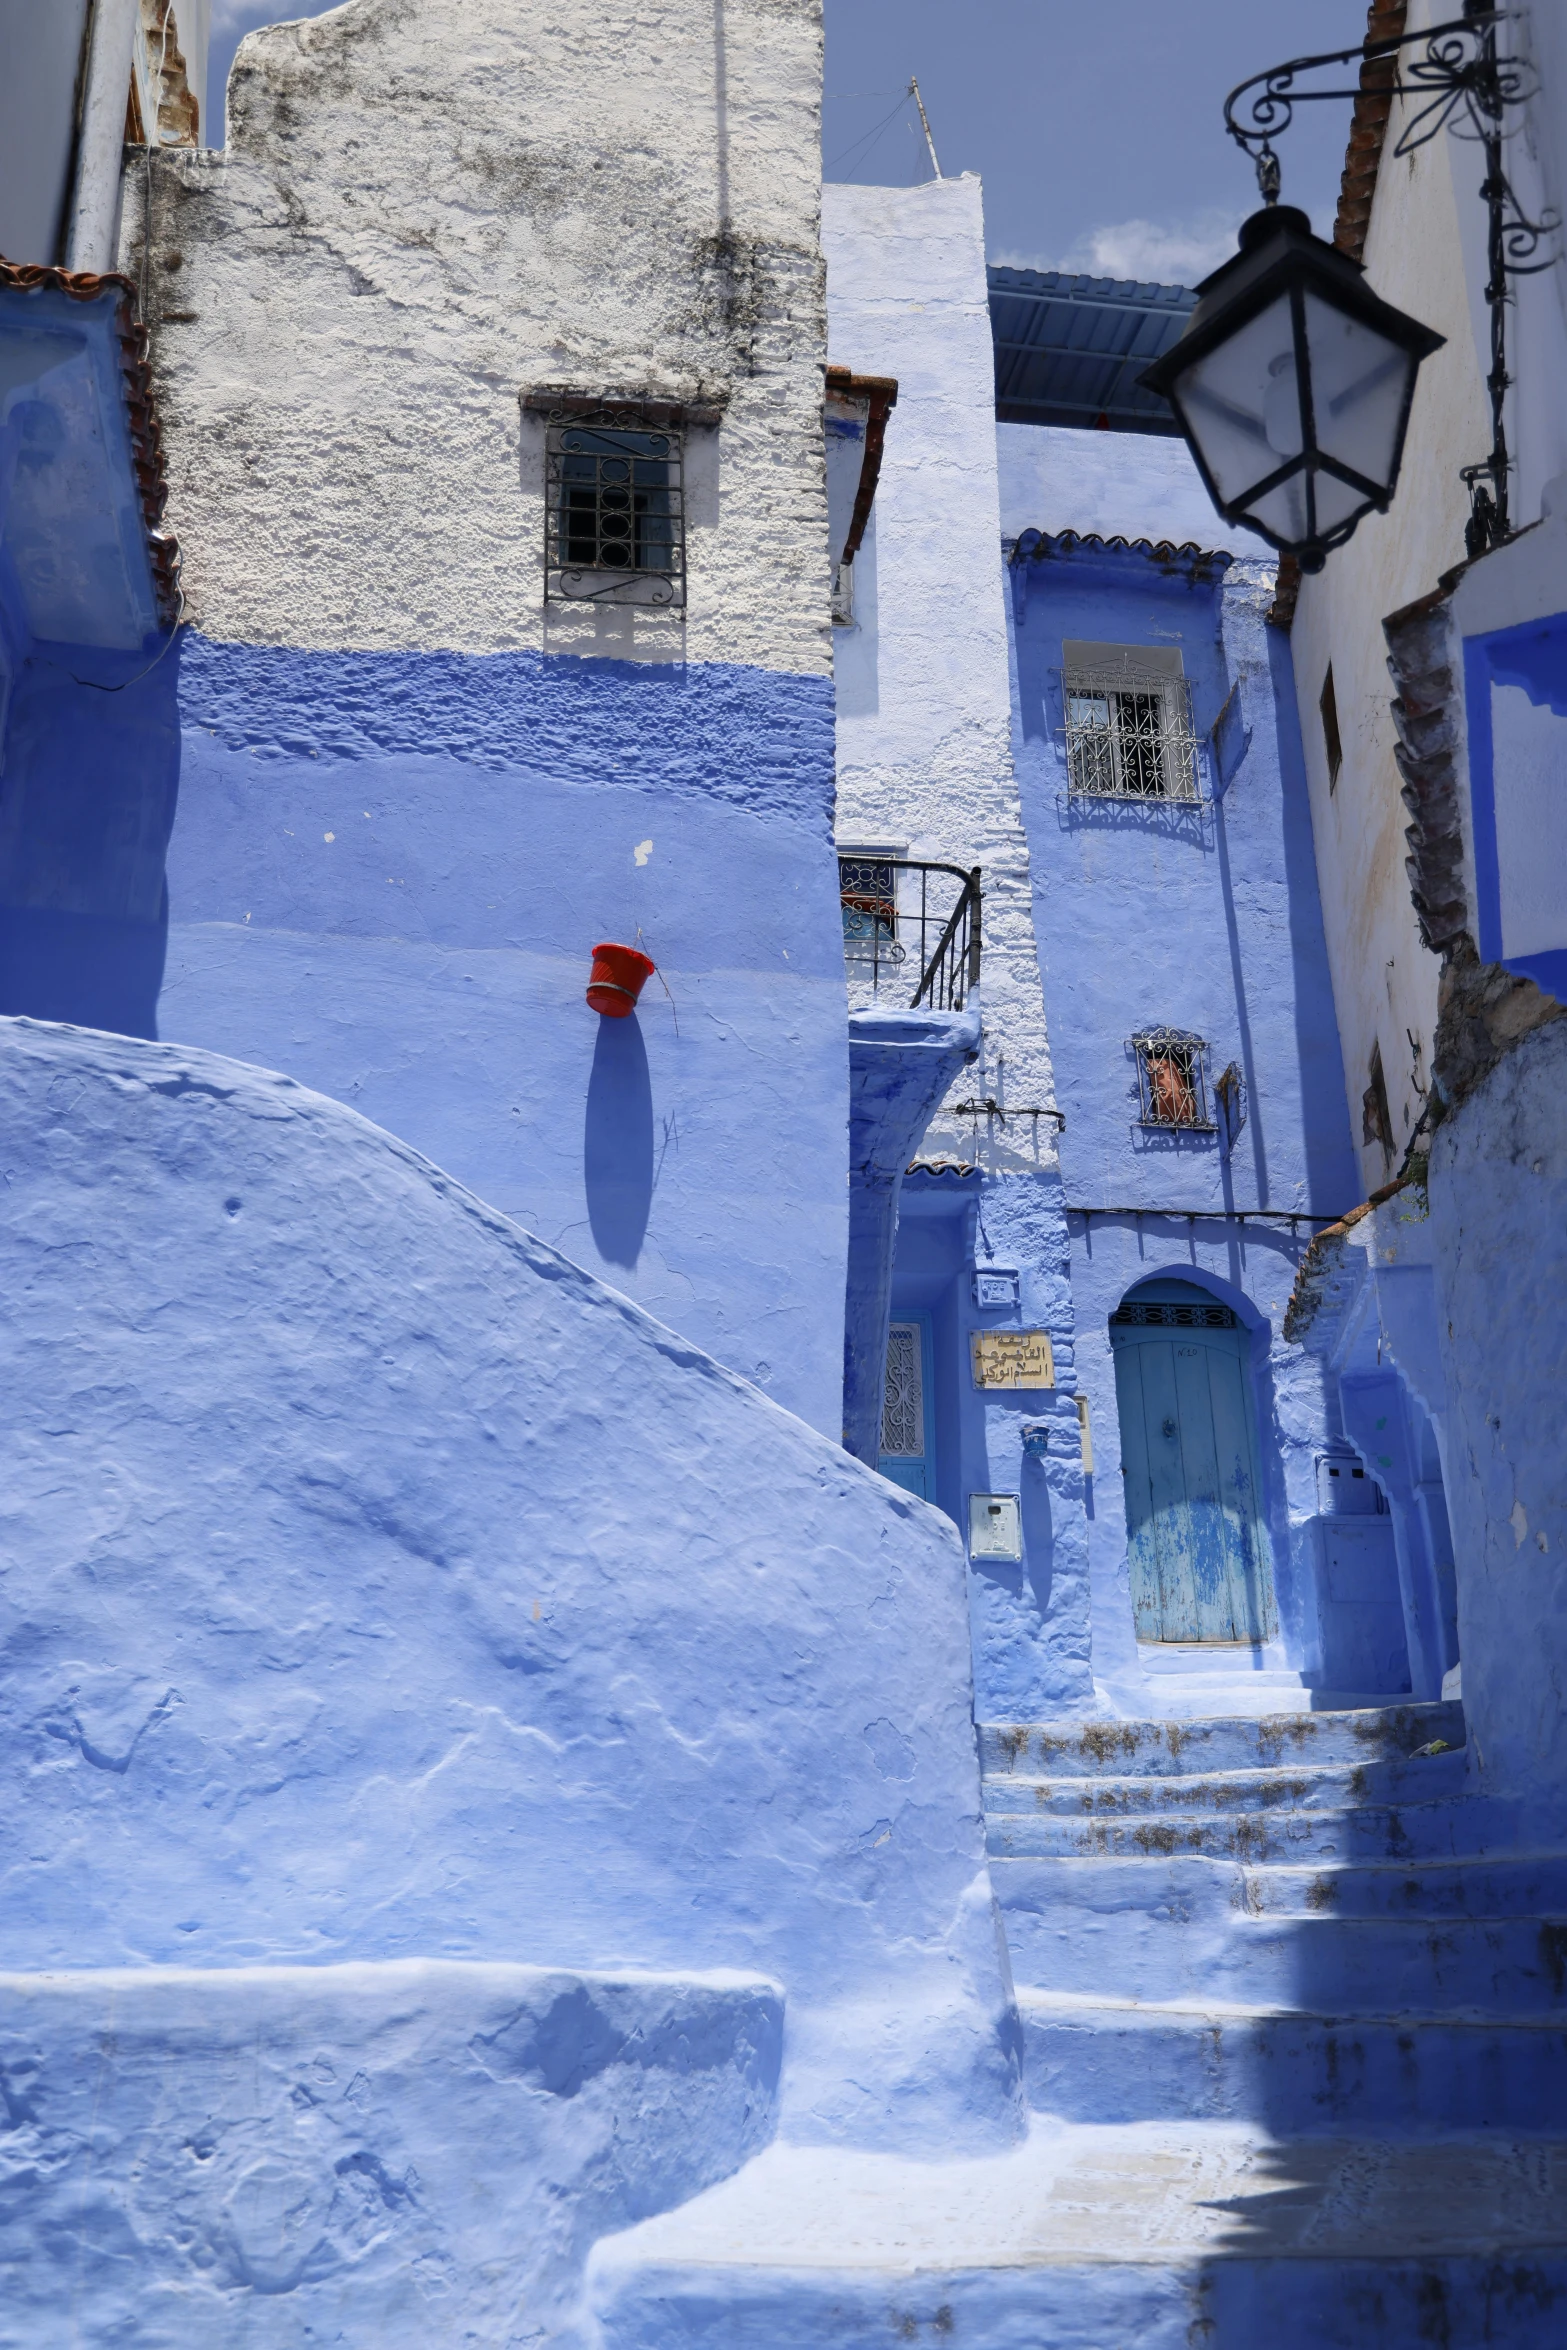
1111,1280,1275,1642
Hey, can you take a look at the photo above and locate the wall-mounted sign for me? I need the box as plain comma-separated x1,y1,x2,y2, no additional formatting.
971,1328,1055,1389
968,1492,1023,1561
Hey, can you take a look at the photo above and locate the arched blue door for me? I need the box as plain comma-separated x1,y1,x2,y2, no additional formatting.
1111,1279,1275,1643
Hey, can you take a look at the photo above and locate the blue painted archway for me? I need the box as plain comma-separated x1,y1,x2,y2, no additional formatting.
1111,1276,1275,1643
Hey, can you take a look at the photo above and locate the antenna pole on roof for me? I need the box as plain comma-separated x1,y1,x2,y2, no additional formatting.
909,78,942,180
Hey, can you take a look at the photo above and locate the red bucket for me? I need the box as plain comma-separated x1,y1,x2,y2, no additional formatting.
586,941,656,1018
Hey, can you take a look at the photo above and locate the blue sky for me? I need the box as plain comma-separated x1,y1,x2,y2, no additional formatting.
209,1,1374,282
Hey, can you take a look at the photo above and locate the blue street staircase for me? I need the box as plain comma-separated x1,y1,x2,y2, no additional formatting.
589,1697,1567,2349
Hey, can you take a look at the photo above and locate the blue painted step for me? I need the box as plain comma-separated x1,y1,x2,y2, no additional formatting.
980,1699,1463,1782
1019,1990,1567,2137
1001,1893,1567,2011
987,1790,1517,1862
589,2130,1567,2347
1248,1850,1567,1919
984,1746,1469,1819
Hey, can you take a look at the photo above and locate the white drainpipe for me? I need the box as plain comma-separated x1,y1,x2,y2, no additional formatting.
65,0,141,275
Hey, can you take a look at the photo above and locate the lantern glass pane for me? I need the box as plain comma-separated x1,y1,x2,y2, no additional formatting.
1302,290,1412,496
1311,468,1373,534
1246,473,1312,546
1173,294,1300,505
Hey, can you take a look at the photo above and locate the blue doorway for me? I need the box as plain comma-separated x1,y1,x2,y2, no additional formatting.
1111,1279,1275,1643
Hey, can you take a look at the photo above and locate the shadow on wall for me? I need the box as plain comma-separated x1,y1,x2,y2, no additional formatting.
585,1013,654,1266
0,634,182,1041
1266,623,1358,1209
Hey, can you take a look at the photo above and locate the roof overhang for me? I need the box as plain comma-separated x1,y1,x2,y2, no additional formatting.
988,268,1195,436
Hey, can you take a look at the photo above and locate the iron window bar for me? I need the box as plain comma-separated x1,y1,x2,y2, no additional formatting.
838,856,982,1011
538,402,687,609
1111,1298,1238,1328
1132,1026,1216,1130
1059,664,1201,802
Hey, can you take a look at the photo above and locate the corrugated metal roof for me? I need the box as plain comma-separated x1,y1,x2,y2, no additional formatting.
988,266,1196,436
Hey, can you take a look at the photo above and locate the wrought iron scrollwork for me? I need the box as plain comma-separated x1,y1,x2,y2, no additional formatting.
1221,7,1560,555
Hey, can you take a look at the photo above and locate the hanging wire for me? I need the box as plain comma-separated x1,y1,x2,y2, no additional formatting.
824,88,919,177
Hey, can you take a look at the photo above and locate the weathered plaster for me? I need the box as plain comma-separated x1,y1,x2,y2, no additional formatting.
843,1005,981,1463
1287,17,1492,1193
0,1960,780,2341
158,635,849,1434
127,0,832,675
1008,539,1359,1709
823,175,1055,1172
1428,1016,1567,1799
0,1016,1024,2164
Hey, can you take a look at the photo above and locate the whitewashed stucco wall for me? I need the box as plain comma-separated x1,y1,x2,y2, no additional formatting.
1289,5,1492,1195
996,421,1223,551
823,175,1056,1170
126,0,831,675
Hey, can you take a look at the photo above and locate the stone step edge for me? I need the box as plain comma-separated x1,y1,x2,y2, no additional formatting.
986,1797,1475,1832
1015,1987,1567,2029
981,1699,1458,1740
988,1847,1567,1877
983,1760,1466,1799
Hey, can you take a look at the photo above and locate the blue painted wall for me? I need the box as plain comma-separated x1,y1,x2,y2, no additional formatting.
1004,538,1364,1706
0,1017,1022,2138
891,1169,1094,1721
153,635,849,1438
0,633,180,1038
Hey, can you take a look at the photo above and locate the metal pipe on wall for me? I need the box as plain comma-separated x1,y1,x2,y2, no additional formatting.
65,0,140,274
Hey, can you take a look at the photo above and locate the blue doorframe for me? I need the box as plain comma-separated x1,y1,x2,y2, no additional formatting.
879,1310,936,1500
1112,1278,1276,1643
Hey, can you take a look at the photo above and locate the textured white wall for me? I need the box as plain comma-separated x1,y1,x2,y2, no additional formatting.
996,421,1223,551
1289,14,1492,1197
824,175,1056,1170
127,0,831,674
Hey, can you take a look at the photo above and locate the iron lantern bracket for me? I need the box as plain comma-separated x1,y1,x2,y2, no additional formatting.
1222,5,1559,553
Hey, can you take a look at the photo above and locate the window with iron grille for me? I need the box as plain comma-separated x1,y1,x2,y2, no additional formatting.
1111,1299,1237,1329
1132,1027,1214,1130
543,412,686,608
1060,640,1200,802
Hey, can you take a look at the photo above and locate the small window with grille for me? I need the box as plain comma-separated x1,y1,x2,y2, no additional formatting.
1061,640,1199,802
543,412,685,608
1132,1028,1215,1130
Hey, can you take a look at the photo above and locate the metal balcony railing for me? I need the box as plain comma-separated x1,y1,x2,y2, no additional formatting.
838,856,982,1011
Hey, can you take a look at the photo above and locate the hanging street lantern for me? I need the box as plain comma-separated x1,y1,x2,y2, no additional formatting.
1139,201,1444,574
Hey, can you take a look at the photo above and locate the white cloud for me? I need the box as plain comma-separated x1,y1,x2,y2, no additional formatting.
1035,208,1243,287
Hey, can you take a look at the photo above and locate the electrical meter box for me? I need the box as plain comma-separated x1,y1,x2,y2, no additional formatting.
968,1492,1023,1562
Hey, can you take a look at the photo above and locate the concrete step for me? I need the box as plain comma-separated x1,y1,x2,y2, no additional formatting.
1018,1989,1567,2138
1121,1683,1405,1720
589,2128,1567,2348
1000,1879,1567,2011
983,1746,1469,1822
981,1848,1567,1930
980,1699,1462,1782
1248,1849,1567,1921
1136,1643,1299,1676
987,1789,1515,1864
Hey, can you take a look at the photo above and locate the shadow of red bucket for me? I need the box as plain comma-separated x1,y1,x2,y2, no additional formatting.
586,941,656,1018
